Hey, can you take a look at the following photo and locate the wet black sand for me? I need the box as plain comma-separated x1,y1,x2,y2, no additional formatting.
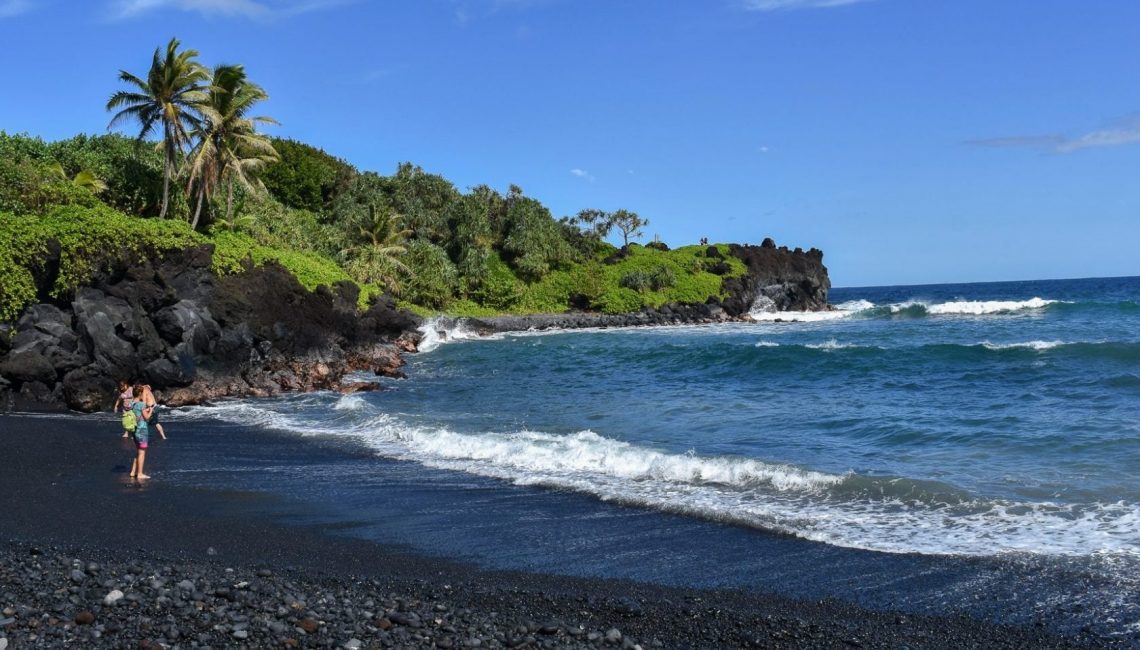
0,413,1125,648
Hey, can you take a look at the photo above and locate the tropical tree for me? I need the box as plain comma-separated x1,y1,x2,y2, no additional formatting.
341,205,413,292
185,64,278,230
570,208,648,249
106,37,208,220
610,209,648,247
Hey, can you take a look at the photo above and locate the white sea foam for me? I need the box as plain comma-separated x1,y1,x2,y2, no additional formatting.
748,309,853,322
188,399,1140,558
926,297,1058,315
981,340,1067,351
804,339,861,351
417,317,486,352
835,299,876,312
333,394,366,410
754,340,780,348
747,298,872,322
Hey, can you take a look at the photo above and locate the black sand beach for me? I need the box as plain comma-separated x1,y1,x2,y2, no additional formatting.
0,413,1124,649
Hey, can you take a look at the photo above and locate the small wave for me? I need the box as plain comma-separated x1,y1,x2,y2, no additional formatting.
754,340,780,348
417,317,484,352
748,309,853,322
926,297,1058,315
981,340,1067,351
804,339,862,351
333,394,367,411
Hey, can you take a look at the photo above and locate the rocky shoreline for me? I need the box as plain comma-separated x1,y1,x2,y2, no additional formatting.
0,244,420,413
0,239,830,412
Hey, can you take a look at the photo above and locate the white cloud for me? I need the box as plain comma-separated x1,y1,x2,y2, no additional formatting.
740,0,874,11
970,113,1140,154
0,0,33,18
109,0,353,20
570,168,595,182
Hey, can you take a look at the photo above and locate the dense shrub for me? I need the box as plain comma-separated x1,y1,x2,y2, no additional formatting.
502,195,575,280
262,138,356,213
48,134,165,217
0,205,203,321
0,133,101,215
402,240,458,309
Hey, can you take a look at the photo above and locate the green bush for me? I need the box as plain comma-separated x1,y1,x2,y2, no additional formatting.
619,269,652,292
0,133,102,215
470,251,524,310
47,134,166,217
210,230,353,292
402,240,458,309
262,138,356,213
0,205,203,321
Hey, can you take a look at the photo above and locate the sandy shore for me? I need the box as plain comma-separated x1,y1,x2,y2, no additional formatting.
0,412,1121,649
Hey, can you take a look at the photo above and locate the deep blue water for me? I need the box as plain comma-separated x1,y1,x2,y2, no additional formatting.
164,275,1140,640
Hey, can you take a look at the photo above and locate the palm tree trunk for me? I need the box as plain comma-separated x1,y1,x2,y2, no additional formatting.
160,123,174,220
160,157,171,220
191,183,205,231
225,178,235,223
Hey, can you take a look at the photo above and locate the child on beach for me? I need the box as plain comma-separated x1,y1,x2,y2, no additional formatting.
113,380,134,438
140,384,168,440
129,385,153,480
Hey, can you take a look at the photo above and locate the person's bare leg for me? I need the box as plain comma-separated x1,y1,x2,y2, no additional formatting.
157,423,167,440
130,455,137,478
137,449,149,480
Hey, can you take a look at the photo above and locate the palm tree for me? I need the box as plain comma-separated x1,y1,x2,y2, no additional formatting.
342,205,413,292
106,37,208,220
185,64,278,230
48,163,108,194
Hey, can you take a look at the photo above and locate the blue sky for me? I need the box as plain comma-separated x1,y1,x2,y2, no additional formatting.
2,0,1139,287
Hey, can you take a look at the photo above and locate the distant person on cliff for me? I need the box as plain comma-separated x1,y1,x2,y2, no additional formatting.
129,385,153,480
140,384,168,440
112,380,134,439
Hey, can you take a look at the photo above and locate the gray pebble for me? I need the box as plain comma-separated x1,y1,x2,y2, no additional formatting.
606,627,623,644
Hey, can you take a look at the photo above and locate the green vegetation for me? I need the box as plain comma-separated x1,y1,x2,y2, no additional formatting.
0,205,203,321
0,38,749,323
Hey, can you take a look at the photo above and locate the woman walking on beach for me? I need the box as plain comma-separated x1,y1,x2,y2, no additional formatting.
129,385,153,480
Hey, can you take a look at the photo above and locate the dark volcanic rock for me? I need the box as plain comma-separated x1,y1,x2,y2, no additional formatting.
0,349,57,384
721,242,831,316
0,243,421,412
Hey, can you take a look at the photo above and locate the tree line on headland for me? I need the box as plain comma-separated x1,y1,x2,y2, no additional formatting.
1,39,748,323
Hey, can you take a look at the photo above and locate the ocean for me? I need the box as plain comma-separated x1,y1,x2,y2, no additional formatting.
164,275,1140,641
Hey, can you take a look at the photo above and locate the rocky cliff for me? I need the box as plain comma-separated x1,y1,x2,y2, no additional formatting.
0,244,420,413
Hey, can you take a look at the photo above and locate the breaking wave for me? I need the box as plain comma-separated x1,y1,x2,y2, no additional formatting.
184,398,1140,558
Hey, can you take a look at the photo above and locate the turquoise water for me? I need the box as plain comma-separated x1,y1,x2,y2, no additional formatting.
169,275,1140,638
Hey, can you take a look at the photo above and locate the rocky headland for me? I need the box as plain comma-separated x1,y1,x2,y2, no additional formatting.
434,240,832,335
0,238,829,412
0,243,419,413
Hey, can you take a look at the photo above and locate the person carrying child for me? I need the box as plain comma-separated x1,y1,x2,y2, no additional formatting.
140,384,168,440
127,385,153,480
